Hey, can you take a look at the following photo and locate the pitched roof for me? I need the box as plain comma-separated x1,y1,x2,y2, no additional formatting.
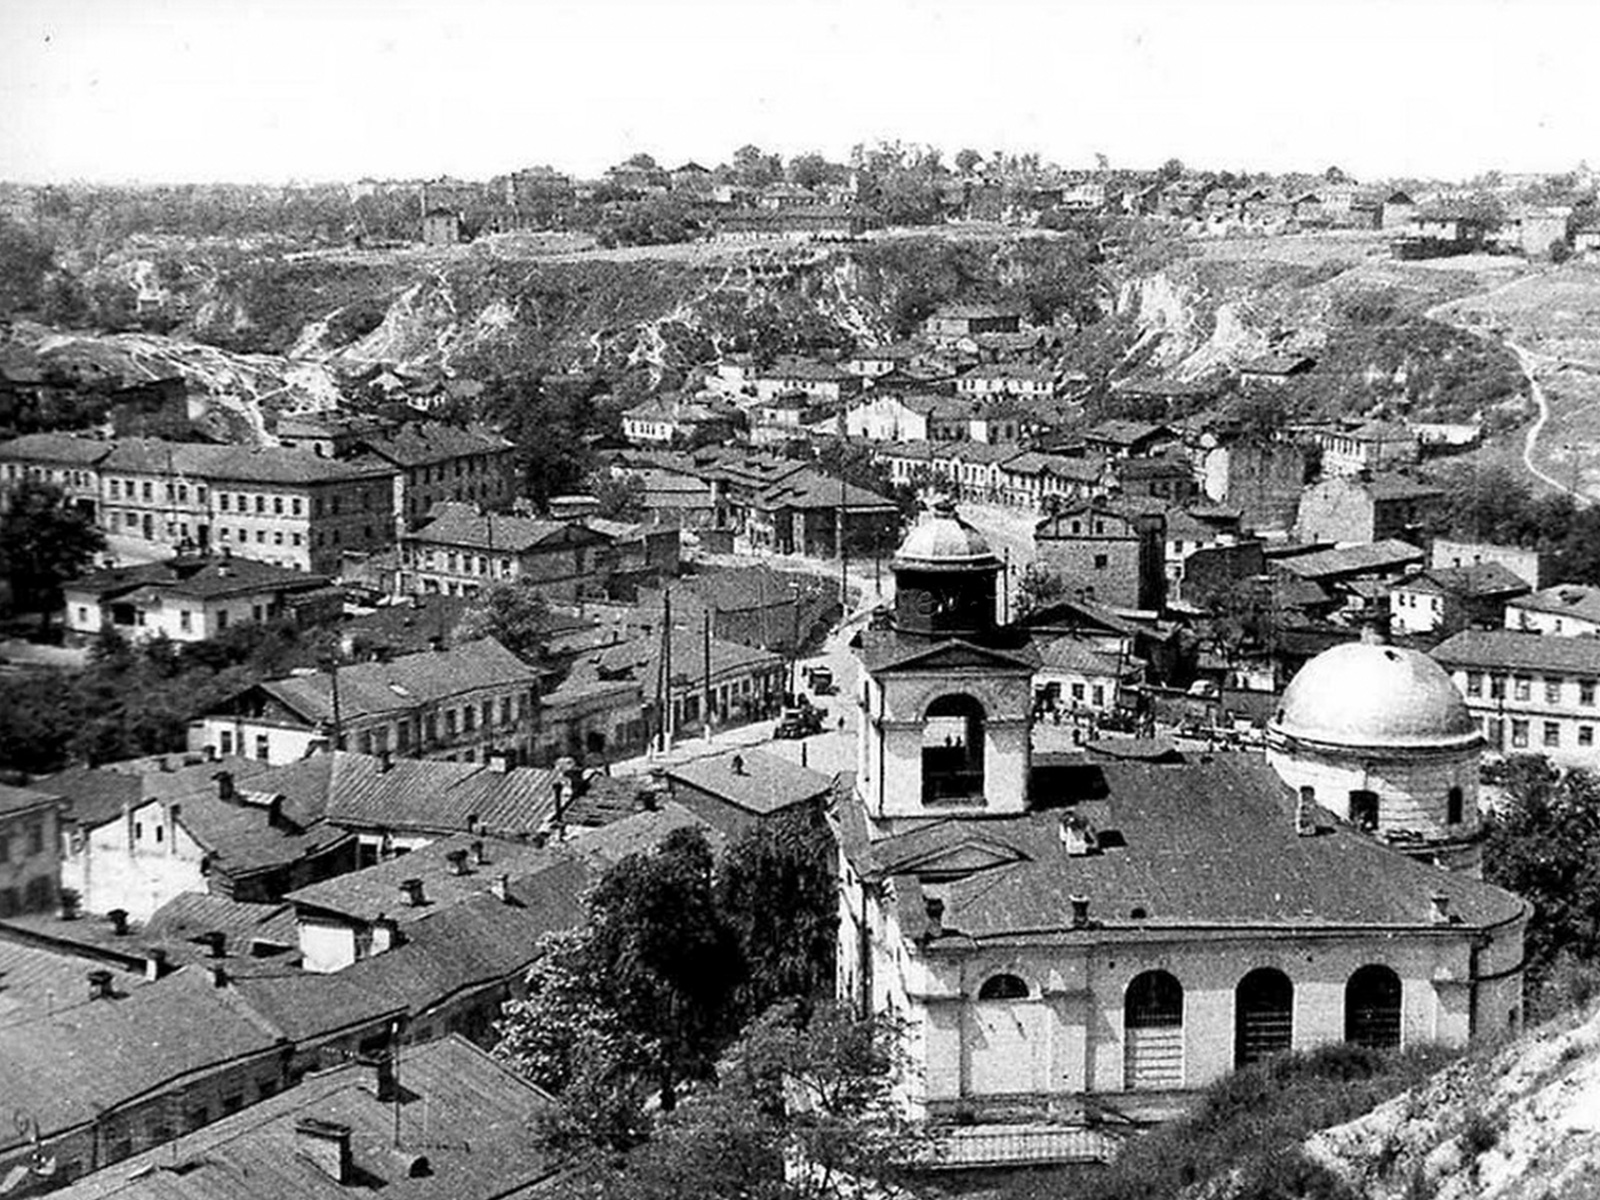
408,502,604,553
0,781,59,817
50,1036,560,1200
1508,584,1600,623
103,439,391,485
357,421,512,468
870,756,1525,939
1083,419,1175,446
595,628,781,687
254,637,538,725
1032,636,1128,676
665,747,832,816
64,557,332,602
1393,563,1529,599
36,755,276,831
755,468,897,513
0,432,116,466
1432,629,1600,675
1276,539,1425,581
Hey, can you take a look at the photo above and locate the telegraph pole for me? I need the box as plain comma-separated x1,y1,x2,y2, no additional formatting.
702,607,713,740
661,588,674,752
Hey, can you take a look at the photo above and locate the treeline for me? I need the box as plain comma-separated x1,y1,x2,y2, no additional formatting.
1429,463,1600,583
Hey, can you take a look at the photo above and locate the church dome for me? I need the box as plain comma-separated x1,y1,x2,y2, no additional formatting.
1272,641,1480,751
893,504,1002,573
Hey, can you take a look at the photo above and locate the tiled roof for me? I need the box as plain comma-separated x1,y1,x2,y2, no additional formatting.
409,502,599,553
143,892,299,959
1001,451,1105,481
1276,539,1425,581
0,781,59,817
1394,563,1529,599
1432,629,1600,675
0,432,115,466
64,557,331,602
665,747,832,816
357,421,512,468
1084,420,1174,445
869,756,1526,939
755,468,897,512
595,628,781,687
1032,636,1127,676
253,751,560,840
1508,584,1600,623
37,756,275,832
256,637,538,725
0,966,286,1151
50,1036,560,1200
172,790,353,877
103,439,390,485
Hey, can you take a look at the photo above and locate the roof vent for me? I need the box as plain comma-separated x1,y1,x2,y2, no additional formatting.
1060,814,1097,856
295,1118,353,1184
87,968,115,1001
400,878,426,907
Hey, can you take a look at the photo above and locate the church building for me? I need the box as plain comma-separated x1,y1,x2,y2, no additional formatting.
837,507,1527,1153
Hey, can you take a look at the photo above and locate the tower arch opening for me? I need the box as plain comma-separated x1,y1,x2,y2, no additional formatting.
922,694,986,805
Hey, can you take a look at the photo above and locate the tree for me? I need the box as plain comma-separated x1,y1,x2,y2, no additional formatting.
787,153,830,190
1014,561,1070,619
718,809,839,1020
596,1003,925,1200
0,219,58,316
731,144,783,188
1158,157,1185,183
0,481,106,625
1483,759,1600,1013
456,581,550,663
593,473,647,522
1324,165,1349,184
954,148,983,175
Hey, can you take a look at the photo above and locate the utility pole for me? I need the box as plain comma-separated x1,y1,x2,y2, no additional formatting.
702,607,713,740
661,588,674,753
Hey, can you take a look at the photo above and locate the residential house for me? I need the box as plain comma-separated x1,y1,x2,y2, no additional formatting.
397,502,614,599
63,557,336,643
843,343,921,380
1381,190,1417,229
996,451,1109,510
583,516,680,595
1030,635,1134,724
1082,420,1180,460
594,627,786,736
1297,474,1442,547
1276,540,1428,623
751,392,836,446
843,392,935,442
1163,507,1245,603
1388,564,1530,637
635,565,828,653
924,443,1019,504
1112,451,1198,503
752,358,863,406
0,782,62,918
191,637,542,767
1431,539,1550,589
954,363,1056,401
537,670,648,766
923,303,1023,346
354,421,517,530
420,208,462,245
1238,353,1315,388
273,412,392,459
64,767,355,921
745,469,901,559
620,395,735,447
663,747,833,836
1105,378,1220,420
1433,630,1600,768
1504,583,1600,637
44,1037,564,1200
1035,498,1165,611
1309,421,1421,477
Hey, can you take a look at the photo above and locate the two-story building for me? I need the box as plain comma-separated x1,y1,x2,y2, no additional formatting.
1433,630,1600,768
191,637,542,767
752,358,863,406
0,431,111,519
1309,421,1422,478
354,422,517,531
1388,564,1530,637
1296,474,1443,547
397,502,615,600
954,364,1056,401
1035,499,1165,611
1504,583,1600,637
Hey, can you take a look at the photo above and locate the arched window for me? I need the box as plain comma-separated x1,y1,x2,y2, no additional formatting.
1124,971,1184,1090
1235,967,1294,1068
923,694,986,805
1349,789,1379,831
1345,964,1402,1049
1446,786,1465,825
977,973,1029,1001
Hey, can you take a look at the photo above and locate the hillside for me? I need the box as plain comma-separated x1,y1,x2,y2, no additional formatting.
1301,1001,1600,1199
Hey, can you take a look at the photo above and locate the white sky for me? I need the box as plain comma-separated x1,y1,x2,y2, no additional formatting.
1,0,1596,185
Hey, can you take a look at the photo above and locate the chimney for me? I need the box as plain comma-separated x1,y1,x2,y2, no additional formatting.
1296,787,1318,837
471,839,486,866
731,753,746,776
445,848,469,876
377,749,393,774
208,963,229,988
1430,891,1452,925
168,802,182,826
58,889,79,921
295,1118,353,1184
1070,895,1091,929
400,878,426,907
427,635,443,652
266,795,286,829
923,896,944,940
87,968,114,1001
486,752,508,773
214,770,236,802
144,948,169,982
1060,815,1095,857
107,908,129,937
197,930,224,958
205,744,219,762
159,755,176,773
490,873,510,903
372,1053,398,1102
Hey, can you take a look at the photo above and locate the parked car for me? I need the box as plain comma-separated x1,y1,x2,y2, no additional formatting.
805,666,836,695
775,701,825,739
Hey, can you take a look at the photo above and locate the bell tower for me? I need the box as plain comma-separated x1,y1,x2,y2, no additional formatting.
856,504,1035,822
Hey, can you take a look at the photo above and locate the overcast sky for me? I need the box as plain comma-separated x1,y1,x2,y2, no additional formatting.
1,0,1595,185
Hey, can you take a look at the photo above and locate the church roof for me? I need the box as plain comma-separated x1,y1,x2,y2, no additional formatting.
1272,641,1480,751
892,506,1001,572
863,756,1523,940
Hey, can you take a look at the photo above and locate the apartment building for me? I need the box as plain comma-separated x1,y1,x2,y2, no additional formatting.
1432,629,1600,768
397,502,614,599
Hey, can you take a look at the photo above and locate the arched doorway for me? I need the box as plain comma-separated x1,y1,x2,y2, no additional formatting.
1345,964,1402,1049
923,694,986,805
1124,970,1184,1090
966,971,1046,1094
1235,967,1294,1067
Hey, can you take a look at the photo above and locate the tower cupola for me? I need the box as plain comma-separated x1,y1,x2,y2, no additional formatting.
892,501,1003,640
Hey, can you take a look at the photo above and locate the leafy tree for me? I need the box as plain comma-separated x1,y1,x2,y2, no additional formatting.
1015,561,1070,619
1158,157,1185,183
718,809,838,1020
1324,165,1349,184
623,153,660,171
954,148,983,175
731,144,783,188
592,473,647,522
0,219,58,316
456,581,550,663
0,481,106,625
1483,758,1600,1013
786,153,830,190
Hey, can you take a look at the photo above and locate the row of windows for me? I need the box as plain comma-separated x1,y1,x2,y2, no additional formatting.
7,465,96,488
0,820,47,862
1465,671,1597,706
1485,716,1595,750
103,480,371,517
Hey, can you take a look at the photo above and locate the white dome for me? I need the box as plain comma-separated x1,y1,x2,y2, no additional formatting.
1272,642,1480,751
893,508,1000,573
